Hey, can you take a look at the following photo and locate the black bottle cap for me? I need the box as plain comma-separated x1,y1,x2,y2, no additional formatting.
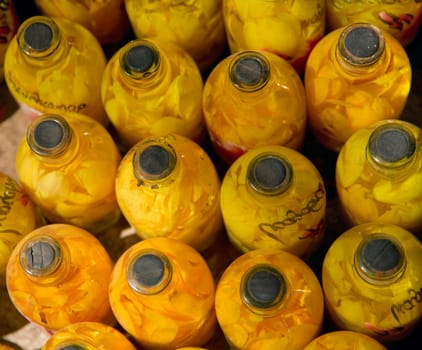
242,265,286,309
34,118,65,149
127,251,172,294
20,236,62,277
124,44,156,73
23,21,54,52
368,123,416,167
247,154,292,195
230,52,269,91
339,23,384,66
356,235,405,283
58,346,85,350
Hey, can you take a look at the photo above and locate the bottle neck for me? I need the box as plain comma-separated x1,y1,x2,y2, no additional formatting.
19,235,70,285
26,114,79,165
132,138,179,188
118,39,164,89
17,16,67,67
241,264,288,317
335,23,386,76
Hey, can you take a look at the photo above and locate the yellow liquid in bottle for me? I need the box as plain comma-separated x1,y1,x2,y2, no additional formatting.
203,50,307,164
34,0,131,45
124,0,227,73
222,0,326,73
303,330,387,350
15,113,121,234
336,119,422,233
0,172,42,277
4,16,107,124
41,321,137,350
101,39,205,148
108,237,217,349
305,23,411,152
6,224,114,331
326,0,422,47
322,223,422,342
215,248,324,350
220,145,326,258
115,134,223,251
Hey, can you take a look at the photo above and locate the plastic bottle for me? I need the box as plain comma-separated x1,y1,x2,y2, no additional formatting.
4,16,107,124
304,22,411,152
15,113,121,234
34,0,131,45
0,0,18,82
326,0,422,47
115,134,223,251
124,0,227,73
108,237,217,349
220,145,326,259
101,39,205,149
6,223,114,332
40,322,137,350
302,330,387,350
222,0,326,74
215,248,324,350
202,49,307,165
0,172,42,278
336,119,422,234
322,222,422,342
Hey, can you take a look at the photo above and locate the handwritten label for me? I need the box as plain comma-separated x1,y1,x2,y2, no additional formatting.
391,287,422,323
258,183,325,242
7,73,87,113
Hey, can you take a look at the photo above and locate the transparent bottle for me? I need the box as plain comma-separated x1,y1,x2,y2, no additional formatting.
215,248,324,350
124,0,227,73
0,172,42,278
326,0,422,47
101,39,205,149
222,0,326,74
41,322,137,350
6,223,115,332
322,223,422,342
4,16,107,124
15,113,121,234
34,0,131,45
305,22,411,152
108,237,217,349
336,119,422,234
0,0,18,82
202,50,307,165
302,330,387,350
220,145,326,259
115,134,223,251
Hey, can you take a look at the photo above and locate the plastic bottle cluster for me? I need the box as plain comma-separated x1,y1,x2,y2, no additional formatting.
1,1,422,349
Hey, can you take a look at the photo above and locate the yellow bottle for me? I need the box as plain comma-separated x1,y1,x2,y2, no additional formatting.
101,39,205,149
41,322,137,350
220,145,326,259
304,22,411,152
115,134,223,251
0,0,18,82
322,223,422,342
326,0,422,47
34,0,131,45
215,248,324,350
4,16,107,124
222,0,326,74
336,119,422,234
124,0,227,73
15,113,121,234
0,172,42,278
108,237,217,349
302,330,387,350
202,50,307,165
6,223,114,332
